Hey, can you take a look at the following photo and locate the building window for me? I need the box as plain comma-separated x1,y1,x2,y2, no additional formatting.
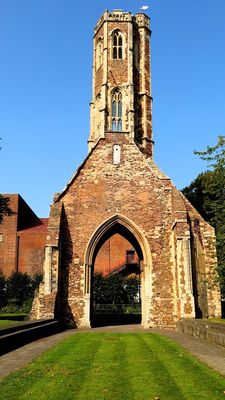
112,30,123,60
0,233,3,242
111,90,122,132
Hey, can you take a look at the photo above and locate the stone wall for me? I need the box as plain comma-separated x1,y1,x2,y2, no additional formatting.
177,319,225,348
31,134,221,328
89,10,153,157
31,10,221,329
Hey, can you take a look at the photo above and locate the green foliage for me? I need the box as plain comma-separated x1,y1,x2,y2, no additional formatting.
124,276,141,304
0,272,43,312
0,194,13,224
0,319,23,327
33,273,43,286
0,271,7,308
205,318,225,325
193,135,225,167
183,136,225,295
0,313,27,320
7,272,34,308
93,272,140,308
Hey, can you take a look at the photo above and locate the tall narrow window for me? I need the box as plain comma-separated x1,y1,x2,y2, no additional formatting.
96,38,103,69
111,90,122,132
112,31,123,60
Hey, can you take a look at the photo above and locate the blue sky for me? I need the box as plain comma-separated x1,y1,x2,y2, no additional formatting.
1,0,225,217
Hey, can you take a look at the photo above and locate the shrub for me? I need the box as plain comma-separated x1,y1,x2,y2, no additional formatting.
0,271,43,312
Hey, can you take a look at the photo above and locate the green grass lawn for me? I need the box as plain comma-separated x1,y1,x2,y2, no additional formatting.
206,318,225,325
0,313,27,320
0,313,27,327
0,319,24,327
1,333,225,400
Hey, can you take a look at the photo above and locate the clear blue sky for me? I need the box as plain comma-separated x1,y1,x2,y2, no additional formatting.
1,0,225,217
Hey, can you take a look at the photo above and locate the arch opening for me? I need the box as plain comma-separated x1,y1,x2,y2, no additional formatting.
84,215,152,328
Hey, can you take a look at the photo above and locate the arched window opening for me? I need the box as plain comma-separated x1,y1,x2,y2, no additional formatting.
112,100,117,117
118,100,122,117
112,119,117,132
117,119,122,132
111,90,122,132
112,31,123,60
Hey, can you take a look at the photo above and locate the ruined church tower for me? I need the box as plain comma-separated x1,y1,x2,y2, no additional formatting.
31,10,221,328
88,10,153,157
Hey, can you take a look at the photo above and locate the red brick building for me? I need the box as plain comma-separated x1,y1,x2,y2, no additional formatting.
94,234,138,276
0,194,47,277
31,10,221,328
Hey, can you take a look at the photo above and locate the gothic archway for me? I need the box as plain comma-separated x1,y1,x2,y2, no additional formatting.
83,214,152,328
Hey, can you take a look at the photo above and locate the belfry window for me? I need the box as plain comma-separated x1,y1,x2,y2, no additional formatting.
112,31,123,59
111,90,122,132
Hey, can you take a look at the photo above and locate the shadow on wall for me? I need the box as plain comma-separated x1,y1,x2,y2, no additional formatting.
55,205,77,327
92,313,141,327
190,218,209,319
222,300,225,318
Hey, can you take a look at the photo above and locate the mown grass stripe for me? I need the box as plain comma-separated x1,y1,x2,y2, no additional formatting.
1,334,103,400
124,333,186,400
141,333,225,400
76,333,134,400
105,334,134,400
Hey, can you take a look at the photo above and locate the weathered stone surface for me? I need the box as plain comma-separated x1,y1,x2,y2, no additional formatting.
177,319,225,348
31,10,221,328
31,134,221,327
89,10,153,157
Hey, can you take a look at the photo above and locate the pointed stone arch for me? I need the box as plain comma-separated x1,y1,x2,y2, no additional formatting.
82,214,153,328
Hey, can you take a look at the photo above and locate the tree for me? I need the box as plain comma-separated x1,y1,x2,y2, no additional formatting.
93,272,140,311
0,271,7,308
0,272,43,312
182,136,225,295
93,273,127,306
0,194,13,224
6,272,37,309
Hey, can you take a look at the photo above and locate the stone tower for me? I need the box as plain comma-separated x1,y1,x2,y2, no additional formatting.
31,10,221,328
88,10,153,157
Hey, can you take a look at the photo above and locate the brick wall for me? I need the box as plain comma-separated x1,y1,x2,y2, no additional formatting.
94,233,137,275
18,225,47,276
0,194,47,277
0,195,19,276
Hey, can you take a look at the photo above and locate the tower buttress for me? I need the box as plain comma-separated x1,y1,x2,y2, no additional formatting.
88,9,153,158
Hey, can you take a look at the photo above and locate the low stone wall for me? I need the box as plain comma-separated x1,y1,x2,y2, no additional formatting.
0,320,65,356
177,319,225,348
